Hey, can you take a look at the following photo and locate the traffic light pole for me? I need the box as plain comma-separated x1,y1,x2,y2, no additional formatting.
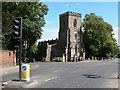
19,17,22,81
13,17,23,81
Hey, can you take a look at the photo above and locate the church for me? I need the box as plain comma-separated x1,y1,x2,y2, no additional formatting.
38,11,85,62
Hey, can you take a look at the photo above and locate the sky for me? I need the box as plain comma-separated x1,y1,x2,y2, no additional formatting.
37,2,119,45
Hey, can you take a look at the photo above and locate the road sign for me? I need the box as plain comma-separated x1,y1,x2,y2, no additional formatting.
22,66,26,71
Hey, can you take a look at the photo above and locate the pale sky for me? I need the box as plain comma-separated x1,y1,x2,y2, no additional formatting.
37,1,119,45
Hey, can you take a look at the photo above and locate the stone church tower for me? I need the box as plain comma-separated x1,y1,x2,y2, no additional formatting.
38,11,85,62
58,11,83,62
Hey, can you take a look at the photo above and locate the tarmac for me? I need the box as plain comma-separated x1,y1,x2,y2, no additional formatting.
0,60,116,89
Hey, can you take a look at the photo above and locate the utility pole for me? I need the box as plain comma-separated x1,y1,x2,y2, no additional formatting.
19,18,22,81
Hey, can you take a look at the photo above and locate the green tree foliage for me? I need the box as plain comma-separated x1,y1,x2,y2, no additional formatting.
2,2,48,50
83,13,118,59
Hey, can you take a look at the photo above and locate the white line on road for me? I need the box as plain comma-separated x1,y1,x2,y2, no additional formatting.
27,80,38,87
31,75,39,79
44,76,58,82
70,70,81,73
53,70,61,73
2,80,11,85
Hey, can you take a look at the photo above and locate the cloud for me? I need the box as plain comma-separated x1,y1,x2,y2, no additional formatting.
36,28,59,44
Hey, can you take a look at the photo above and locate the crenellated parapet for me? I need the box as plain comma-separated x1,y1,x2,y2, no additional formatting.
60,11,81,17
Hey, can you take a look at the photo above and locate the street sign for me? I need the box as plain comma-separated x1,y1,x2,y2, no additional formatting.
22,66,26,71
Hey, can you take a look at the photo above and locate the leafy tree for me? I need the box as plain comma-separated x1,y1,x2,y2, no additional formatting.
83,13,118,59
2,2,48,51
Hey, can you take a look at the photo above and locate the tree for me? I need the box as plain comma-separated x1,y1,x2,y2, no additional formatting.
2,2,48,51
83,13,118,59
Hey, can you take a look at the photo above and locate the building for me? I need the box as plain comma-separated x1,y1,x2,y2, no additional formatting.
37,39,58,62
38,11,85,62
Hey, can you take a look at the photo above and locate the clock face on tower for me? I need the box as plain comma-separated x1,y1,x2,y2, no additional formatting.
73,19,77,28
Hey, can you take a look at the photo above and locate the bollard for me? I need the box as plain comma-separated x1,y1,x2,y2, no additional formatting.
22,64,30,81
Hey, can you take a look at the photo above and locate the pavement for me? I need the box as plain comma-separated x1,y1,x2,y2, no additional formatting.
2,79,38,88
1,62,39,89
1,62,39,75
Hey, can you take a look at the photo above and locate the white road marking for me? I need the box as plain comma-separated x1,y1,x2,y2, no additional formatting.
44,76,58,82
27,80,38,86
31,75,39,79
2,80,11,85
70,70,81,73
53,70,61,73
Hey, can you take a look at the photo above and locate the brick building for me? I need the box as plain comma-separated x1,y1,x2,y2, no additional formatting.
38,11,85,62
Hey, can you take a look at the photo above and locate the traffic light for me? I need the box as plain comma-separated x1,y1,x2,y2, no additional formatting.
13,17,22,39
13,17,23,81
23,40,27,49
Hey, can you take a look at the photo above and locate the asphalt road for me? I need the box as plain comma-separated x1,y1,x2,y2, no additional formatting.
2,59,119,88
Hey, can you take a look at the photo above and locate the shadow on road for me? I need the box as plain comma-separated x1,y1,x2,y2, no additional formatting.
83,74,100,79
83,74,117,79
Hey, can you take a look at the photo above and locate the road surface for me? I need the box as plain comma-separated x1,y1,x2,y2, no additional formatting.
2,59,119,88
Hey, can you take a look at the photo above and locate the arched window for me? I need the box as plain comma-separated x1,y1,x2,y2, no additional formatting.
73,19,77,28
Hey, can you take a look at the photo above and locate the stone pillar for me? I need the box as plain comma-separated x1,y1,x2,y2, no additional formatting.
83,52,85,61
46,43,51,62
65,48,68,62
92,56,94,60
62,53,65,62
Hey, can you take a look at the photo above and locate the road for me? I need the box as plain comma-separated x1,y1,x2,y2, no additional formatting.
2,59,119,88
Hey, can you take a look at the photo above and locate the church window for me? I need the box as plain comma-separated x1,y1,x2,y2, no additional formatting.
73,19,77,28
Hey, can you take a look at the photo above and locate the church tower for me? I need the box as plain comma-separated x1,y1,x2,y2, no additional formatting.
58,11,82,62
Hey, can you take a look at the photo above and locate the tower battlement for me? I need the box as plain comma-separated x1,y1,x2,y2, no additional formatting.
60,11,81,17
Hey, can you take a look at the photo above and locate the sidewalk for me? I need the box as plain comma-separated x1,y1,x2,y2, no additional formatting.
2,79,38,88
0,62,39,75
80,60,98,62
1,62,39,89
0,65,19,75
